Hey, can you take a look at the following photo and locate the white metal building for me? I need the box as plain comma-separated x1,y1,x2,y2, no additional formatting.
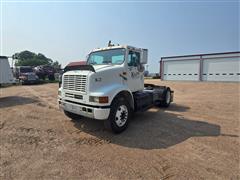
160,52,240,82
0,56,14,85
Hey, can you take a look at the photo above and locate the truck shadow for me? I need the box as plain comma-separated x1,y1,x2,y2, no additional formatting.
71,104,221,149
164,103,190,112
0,96,39,109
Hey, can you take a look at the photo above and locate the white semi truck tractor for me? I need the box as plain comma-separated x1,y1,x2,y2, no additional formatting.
58,43,174,133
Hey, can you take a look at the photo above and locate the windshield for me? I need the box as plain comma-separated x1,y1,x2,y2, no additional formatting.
87,48,125,65
20,67,33,73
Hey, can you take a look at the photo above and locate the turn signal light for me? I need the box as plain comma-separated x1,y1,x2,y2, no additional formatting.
89,96,109,103
99,96,109,103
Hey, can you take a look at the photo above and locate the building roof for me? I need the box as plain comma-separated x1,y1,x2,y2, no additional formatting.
161,51,240,60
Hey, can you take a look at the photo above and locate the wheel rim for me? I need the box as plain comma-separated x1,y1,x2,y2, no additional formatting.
166,90,171,104
115,105,128,127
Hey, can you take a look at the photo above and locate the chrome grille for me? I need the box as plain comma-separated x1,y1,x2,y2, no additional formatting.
63,75,87,92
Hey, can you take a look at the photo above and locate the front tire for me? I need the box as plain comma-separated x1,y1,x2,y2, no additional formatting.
104,97,131,134
64,110,81,120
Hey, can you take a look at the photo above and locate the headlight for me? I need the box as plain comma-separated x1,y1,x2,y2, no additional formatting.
89,96,108,103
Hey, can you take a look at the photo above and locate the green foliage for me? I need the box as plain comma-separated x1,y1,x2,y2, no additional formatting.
13,50,54,67
52,60,61,70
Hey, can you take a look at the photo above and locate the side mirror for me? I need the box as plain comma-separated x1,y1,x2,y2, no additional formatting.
140,49,148,64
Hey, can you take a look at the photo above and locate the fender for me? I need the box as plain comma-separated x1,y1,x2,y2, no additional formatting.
89,83,134,108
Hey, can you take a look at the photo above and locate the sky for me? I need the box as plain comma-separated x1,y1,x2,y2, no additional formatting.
1,0,239,72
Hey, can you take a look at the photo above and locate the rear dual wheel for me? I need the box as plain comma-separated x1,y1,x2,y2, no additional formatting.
159,88,171,107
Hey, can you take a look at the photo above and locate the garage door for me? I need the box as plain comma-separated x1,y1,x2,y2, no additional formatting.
202,57,240,82
163,60,200,81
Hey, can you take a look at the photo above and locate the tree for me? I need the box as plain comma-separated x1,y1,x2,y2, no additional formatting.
13,50,54,67
52,61,61,70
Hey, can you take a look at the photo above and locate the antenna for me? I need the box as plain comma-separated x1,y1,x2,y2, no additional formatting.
108,40,114,47
108,40,112,47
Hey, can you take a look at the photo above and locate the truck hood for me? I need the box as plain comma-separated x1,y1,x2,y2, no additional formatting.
93,64,124,72
63,64,123,76
92,65,116,72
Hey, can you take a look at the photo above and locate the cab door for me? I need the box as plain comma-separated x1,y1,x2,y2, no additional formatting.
125,50,144,92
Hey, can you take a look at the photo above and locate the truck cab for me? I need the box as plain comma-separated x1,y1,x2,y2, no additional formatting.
58,44,173,133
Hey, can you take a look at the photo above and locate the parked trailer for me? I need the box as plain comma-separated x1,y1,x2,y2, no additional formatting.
0,56,14,86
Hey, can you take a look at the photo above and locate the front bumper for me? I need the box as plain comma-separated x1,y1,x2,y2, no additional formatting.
58,99,110,120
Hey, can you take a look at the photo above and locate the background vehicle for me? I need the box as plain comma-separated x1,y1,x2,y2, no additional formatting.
148,73,160,79
14,66,39,84
0,56,15,86
34,65,56,81
58,43,174,133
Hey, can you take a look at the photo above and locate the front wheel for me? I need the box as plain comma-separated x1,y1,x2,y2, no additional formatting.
64,110,81,120
104,97,131,134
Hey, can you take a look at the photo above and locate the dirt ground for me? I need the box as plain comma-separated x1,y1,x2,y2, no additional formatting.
0,80,239,179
